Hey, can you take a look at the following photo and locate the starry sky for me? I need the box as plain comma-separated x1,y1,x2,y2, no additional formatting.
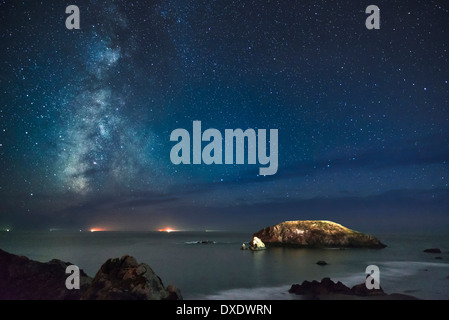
0,0,448,232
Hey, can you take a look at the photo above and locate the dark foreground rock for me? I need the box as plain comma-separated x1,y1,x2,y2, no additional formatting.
289,277,418,300
0,249,181,300
253,220,386,248
0,249,92,300
289,278,352,297
82,255,182,300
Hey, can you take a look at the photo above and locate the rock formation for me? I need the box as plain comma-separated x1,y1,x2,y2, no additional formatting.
423,248,441,253
0,249,92,300
253,220,386,248
0,249,181,300
289,277,354,297
81,255,182,300
249,236,266,251
289,277,417,300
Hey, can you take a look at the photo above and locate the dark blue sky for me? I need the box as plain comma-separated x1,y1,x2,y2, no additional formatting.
0,0,448,232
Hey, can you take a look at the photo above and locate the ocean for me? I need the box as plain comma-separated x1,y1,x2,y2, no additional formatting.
0,231,448,300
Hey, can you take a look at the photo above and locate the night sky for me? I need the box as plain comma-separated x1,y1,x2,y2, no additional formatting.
1,0,448,232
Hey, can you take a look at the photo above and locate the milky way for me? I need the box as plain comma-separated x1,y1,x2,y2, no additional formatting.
56,4,171,196
0,0,448,231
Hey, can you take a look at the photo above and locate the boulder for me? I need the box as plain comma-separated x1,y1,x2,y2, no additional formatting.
253,220,386,248
249,236,266,251
424,248,441,254
316,260,328,266
0,249,92,300
81,255,182,300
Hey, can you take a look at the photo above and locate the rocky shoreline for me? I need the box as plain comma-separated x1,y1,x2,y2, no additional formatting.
0,249,182,300
0,248,424,300
289,277,418,300
3,220,441,300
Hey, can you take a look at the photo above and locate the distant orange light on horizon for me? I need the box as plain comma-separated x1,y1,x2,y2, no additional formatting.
157,228,176,233
90,228,106,232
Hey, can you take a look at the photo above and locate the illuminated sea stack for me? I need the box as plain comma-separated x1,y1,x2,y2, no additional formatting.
253,220,386,249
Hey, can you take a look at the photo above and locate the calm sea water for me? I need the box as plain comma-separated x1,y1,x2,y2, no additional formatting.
0,231,448,300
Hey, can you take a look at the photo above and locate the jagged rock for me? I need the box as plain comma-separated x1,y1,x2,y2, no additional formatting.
289,277,419,300
424,248,441,254
249,236,266,251
0,249,92,300
253,220,386,248
289,277,351,297
81,255,182,300
0,249,182,300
